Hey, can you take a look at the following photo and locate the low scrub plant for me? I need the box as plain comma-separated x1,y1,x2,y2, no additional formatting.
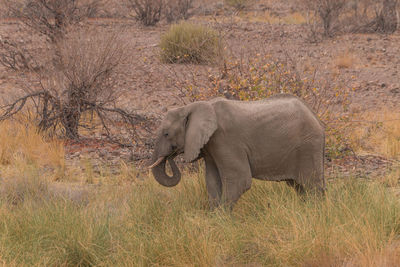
301,0,399,40
2,0,102,43
164,0,194,23
160,22,223,64
126,0,163,26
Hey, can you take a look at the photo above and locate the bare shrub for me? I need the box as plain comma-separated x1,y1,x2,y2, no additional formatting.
341,0,399,33
367,0,399,33
302,0,347,37
301,0,399,37
2,0,103,42
164,0,194,23
126,0,163,26
0,29,148,143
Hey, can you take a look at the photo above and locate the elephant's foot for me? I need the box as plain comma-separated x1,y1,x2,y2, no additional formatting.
285,179,305,194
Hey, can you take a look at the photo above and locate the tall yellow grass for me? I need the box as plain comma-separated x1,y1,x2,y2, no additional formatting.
0,119,65,176
349,110,400,159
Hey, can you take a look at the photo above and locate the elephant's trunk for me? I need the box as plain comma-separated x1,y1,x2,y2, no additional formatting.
151,156,181,187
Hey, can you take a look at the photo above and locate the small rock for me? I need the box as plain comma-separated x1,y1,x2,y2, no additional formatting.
390,88,399,94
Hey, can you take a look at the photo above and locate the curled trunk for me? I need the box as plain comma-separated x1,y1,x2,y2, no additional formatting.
151,157,181,187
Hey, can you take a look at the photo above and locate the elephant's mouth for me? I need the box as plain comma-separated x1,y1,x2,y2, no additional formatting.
148,149,180,169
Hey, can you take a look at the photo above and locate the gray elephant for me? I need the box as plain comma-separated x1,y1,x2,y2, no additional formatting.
149,94,326,209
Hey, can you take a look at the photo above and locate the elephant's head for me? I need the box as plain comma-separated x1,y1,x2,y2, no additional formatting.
150,102,218,187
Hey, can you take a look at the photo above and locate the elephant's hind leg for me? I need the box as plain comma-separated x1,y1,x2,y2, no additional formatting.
204,156,222,209
295,142,325,193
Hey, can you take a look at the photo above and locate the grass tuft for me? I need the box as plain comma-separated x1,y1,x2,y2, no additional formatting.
0,119,65,173
160,22,223,64
335,50,357,69
349,110,400,159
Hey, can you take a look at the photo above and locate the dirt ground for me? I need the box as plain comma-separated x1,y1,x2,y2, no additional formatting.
0,0,399,176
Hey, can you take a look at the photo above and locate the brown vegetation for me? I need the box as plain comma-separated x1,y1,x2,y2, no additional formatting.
301,0,399,40
2,0,103,42
126,0,163,26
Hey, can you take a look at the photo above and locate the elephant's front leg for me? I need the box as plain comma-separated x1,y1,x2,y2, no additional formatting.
204,155,222,209
217,154,252,210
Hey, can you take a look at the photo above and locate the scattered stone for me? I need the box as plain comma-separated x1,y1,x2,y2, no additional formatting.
390,88,399,94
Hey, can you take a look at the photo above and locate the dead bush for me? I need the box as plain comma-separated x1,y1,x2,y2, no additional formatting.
301,0,399,38
164,0,194,23
341,0,399,33
0,29,149,144
2,0,103,42
302,0,347,37
366,0,399,33
126,0,163,26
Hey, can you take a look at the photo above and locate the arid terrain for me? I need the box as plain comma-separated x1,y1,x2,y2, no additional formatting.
0,0,400,266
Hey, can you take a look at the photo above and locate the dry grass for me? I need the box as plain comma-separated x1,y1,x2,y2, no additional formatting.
334,49,357,69
349,110,400,159
0,119,64,170
160,21,223,64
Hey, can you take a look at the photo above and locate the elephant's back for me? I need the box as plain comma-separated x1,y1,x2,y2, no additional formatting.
211,95,322,131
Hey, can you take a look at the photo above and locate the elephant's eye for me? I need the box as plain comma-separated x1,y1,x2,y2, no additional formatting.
164,132,169,137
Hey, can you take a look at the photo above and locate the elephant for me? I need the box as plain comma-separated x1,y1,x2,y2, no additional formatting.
149,94,326,209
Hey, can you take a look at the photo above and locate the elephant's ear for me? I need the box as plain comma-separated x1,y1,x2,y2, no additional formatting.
184,102,217,162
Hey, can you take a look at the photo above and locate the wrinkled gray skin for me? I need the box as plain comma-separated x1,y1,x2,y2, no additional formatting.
151,94,326,209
